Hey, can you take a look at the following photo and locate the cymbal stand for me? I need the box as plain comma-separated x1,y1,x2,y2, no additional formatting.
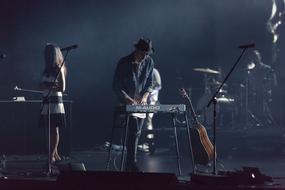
203,74,211,95
245,70,263,128
245,69,249,127
207,47,249,175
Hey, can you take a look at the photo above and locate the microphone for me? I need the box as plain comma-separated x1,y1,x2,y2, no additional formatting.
60,44,78,51
238,43,255,49
0,53,6,59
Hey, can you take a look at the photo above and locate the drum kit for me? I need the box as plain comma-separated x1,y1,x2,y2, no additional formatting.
193,67,236,128
193,65,277,129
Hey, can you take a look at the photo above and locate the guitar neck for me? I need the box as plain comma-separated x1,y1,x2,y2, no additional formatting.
185,96,199,124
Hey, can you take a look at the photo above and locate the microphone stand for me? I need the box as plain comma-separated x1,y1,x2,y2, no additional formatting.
206,47,249,175
41,49,71,176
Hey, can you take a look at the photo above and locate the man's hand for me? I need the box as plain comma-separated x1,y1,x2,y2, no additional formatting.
138,92,150,104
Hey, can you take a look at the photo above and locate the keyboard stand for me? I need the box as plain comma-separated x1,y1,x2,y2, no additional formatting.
171,112,182,175
106,108,193,176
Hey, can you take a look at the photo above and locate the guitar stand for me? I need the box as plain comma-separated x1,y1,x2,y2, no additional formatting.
106,109,191,176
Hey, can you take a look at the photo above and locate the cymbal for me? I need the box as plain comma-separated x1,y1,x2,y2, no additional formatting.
193,68,220,74
216,96,234,103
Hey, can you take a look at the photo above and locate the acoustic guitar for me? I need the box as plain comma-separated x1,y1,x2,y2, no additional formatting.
179,88,215,165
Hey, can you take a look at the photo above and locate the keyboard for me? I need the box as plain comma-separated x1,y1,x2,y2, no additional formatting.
117,104,186,113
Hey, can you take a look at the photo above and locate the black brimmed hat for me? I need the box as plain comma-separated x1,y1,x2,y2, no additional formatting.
134,38,154,54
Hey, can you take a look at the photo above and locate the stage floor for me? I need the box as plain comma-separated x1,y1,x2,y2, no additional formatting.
0,148,284,189
0,126,284,189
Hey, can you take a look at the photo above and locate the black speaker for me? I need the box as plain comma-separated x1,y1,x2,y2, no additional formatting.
57,171,178,190
191,167,273,185
57,162,86,172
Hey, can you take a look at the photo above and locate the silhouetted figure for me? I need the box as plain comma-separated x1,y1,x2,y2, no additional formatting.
113,38,154,172
39,43,67,163
247,50,277,126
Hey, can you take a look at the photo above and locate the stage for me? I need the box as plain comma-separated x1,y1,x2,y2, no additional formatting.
1,0,285,189
0,131,284,190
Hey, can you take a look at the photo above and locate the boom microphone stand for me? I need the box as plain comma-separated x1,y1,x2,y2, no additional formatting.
206,45,252,175
41,49,72,175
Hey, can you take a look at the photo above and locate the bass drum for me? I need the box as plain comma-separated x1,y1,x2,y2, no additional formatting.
196,94,236,129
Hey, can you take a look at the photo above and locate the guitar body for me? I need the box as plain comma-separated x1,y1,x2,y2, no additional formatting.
179,88,215,166
190,123,215,165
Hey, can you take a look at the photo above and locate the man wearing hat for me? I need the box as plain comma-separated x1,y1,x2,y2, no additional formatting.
113,38,154,172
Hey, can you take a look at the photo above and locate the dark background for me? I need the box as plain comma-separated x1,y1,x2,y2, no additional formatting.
0,0,284,153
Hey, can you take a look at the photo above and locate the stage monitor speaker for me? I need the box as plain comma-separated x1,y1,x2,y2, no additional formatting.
57,171,178,190
191,166,273,185
57,162,86,172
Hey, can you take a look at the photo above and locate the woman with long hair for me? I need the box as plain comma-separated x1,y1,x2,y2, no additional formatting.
40,43,67,163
